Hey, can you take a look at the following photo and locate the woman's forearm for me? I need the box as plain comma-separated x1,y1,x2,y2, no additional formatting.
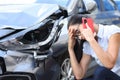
89,39,115,69
68,49,84,79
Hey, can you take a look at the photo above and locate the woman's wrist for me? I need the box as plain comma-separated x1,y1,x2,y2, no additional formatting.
68,48,74,52
88,38,97,46
88,37,96,43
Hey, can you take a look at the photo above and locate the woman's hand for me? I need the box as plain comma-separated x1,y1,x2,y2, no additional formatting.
81,23,95,42
68,28,76,51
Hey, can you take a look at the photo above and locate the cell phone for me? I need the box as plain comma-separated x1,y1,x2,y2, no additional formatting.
82,18,94,33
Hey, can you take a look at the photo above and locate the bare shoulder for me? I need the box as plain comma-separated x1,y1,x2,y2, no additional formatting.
112,33,120,38
109,33,120,42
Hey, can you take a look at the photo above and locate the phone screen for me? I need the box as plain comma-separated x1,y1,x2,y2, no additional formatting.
82,18,94,33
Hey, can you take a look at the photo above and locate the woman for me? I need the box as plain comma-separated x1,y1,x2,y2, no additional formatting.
68,14,120,80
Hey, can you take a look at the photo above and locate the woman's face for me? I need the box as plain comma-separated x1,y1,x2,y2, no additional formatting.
69,24,85,40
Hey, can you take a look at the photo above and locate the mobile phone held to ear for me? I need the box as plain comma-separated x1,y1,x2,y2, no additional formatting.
82,18,94,33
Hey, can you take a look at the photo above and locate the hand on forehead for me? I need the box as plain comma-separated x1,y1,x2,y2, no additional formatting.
69,24,79,31
69,24,81,36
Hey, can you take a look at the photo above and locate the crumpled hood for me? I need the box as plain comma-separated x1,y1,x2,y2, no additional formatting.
0,3,59,29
